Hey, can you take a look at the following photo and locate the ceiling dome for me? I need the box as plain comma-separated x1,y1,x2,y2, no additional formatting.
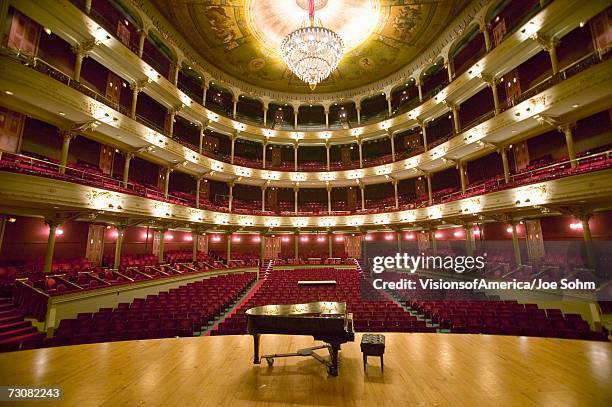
248,0,379,55
149,0,470,94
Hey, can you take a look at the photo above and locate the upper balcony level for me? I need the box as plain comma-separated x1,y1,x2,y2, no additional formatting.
7,0,610,145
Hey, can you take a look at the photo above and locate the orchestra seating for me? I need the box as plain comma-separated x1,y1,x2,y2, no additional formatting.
45,272,256,347
213,267,433,335
383,273,608,341
0,251,256,298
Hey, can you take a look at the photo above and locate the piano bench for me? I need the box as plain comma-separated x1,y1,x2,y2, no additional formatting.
360,334,385,372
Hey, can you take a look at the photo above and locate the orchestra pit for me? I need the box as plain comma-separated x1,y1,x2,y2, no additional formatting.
0,0,611,405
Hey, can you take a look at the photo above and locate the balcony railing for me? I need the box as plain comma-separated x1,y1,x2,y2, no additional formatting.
2,45,608,176
2,148,610,219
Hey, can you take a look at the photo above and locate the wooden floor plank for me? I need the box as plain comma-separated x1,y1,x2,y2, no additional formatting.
0,333,610,406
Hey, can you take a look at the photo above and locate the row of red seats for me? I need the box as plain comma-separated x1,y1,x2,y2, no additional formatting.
385,273,608,340
45,272,256,347
213,266,426,335
273,258,354,265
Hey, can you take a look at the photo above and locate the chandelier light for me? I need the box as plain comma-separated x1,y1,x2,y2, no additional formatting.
280,0,345,90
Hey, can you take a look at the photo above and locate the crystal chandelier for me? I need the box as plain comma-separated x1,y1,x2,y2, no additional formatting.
280,0,344,90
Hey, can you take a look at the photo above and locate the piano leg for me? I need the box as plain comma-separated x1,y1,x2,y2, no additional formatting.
253,334,261,364
328,342,340,377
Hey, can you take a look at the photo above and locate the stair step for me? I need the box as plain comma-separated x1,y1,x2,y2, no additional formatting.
0,332,45,348
0,304,14,311
0,320,30,333
0,309,24,318
0,315,23,325
199,279,258,336
0,326,36,341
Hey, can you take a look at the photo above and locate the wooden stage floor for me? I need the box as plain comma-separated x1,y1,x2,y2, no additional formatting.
0,333,611,406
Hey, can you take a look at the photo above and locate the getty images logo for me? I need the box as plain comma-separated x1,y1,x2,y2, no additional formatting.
372,253,486,274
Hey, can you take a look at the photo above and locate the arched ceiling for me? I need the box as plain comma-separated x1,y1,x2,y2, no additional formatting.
149,0,471,94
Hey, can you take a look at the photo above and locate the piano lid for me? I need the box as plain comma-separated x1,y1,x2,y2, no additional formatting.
246,301,347,317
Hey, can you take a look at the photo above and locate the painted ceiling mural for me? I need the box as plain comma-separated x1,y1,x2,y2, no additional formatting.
149,0,470,94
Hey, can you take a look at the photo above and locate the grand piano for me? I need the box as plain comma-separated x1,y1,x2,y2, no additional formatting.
246,301,355,376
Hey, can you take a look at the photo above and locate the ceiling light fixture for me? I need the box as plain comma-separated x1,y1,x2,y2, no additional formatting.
280,0,344,90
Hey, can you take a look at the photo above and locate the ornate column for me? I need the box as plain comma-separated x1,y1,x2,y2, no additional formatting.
294,110,299,129
360,183,365,211
225,233,232,263
259,233,265,270
294,231,299,261
388,130,396,161
464,222,475,256
137,28,148,58
327,185,332,214
326,142,331,171
261,185,266,212
113,226,126,269
459,162,467,194
191,230,199,262
533,33,559,74
71,39,96,82
416,78,423,102
195,176,202,209
325,109,330,129
356,104,361,126
430,228,438,255
393,179,399,209
262,141,267,169
446,58,454,82
130,80,147,120
198,125,205,154
396,231,402,253
445,101,460,134
164,168,172,198
481,74,499,115
386,95,392,116
43,220,61,273
510,221,521,265
228,181,234,212
294,185,299,214
232,97,238,119
230,132,237,164
171,60,180,85
481,23,491,52
559,124,576,168
419,120,428,151
357,139,363,168
500,146,510,183
294,142,299,171
158,229,166,262
122,152,133,187
59,131,76,175
263,105,268,126
426,174,433,205
201,79,208,107
328,232,333,259
167,108,177,137
579,214,595,268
